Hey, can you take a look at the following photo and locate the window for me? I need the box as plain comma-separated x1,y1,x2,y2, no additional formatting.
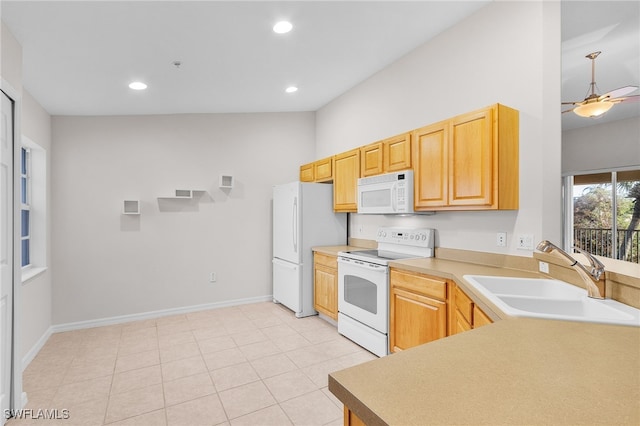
20,147,31,267
20,137,47,282
564,169,640,264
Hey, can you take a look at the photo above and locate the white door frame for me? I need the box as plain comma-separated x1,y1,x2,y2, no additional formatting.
1,79,24,424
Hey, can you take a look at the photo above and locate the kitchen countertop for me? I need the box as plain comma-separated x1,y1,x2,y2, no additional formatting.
316,249,640,424
329,317,640,425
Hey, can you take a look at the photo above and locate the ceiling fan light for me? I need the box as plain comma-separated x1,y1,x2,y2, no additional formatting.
573,101,614,118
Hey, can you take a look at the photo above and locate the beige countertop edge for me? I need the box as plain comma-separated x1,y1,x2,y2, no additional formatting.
329,318,640,426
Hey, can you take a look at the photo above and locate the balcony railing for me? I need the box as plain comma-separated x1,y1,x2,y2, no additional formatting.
574,227,640,264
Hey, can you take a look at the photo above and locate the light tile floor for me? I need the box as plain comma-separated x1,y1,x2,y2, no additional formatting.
7,302,377,426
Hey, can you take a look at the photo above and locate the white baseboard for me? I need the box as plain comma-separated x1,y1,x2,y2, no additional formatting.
21,326,53,371
21,295,273,371
51,295,273,333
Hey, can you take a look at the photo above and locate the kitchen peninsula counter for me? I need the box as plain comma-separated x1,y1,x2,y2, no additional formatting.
329,317,640,425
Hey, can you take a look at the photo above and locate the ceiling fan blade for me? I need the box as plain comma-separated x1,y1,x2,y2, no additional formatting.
562,108,575,114
599,85,639,101
561,101,583,105
611,94,640,104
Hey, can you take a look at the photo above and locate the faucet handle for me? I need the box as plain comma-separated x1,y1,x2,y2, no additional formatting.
571,246,605,280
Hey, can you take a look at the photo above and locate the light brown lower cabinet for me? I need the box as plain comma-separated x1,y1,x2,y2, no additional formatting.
313,252,338,320
452,284,493,334
344,407,366,426
389,269,448,353
473,304,493,328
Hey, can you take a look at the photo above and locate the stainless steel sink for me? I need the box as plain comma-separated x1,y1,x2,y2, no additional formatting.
463,275,640,327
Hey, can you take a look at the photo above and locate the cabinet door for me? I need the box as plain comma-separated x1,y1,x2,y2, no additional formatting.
453,285,474,325
384,133,411,172
333,149,360,212
449,108,494,206
389,286,447,353
413,121,449,208
314,264,338,320
344,407,367,426
314,157,333,182
473,305,493,328
300,163,314,182
453,309,472,335
360,142,383,177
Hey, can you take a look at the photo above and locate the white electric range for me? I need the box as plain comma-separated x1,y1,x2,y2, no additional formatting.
337,227,434,356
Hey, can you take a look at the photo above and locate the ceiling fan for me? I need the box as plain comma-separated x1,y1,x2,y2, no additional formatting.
562,51,639,118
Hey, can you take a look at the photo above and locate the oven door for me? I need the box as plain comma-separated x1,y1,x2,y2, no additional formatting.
338,257,389,333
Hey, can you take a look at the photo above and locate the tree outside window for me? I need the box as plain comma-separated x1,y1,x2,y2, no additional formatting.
571,170,640,264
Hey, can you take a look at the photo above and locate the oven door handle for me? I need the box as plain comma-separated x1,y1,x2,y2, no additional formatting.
338,257,387,272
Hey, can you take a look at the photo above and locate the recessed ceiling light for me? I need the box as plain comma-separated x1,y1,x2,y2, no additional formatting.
285,86,298,93
128,81,147,90
273,21,293,34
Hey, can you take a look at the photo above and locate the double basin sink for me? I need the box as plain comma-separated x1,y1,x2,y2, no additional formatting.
463,275,640,327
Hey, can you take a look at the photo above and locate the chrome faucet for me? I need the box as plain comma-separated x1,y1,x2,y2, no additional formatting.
536,240,605,299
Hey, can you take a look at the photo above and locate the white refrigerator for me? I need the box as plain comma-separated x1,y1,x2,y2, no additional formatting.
272,181,347,317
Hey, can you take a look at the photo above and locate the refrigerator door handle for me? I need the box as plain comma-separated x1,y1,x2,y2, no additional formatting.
293,196,298,253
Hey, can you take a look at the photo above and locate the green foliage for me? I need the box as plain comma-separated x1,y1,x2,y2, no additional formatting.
574,183,638,229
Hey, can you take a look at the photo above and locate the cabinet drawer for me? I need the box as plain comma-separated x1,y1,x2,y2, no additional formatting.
390,269,447,301
314,253,337,269
454,285,474,324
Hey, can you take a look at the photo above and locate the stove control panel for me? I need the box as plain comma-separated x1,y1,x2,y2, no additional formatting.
376,227,434,248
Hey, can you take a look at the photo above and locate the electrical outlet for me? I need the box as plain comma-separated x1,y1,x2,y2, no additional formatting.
539,261,549,274
209,272,217,283
496,232,507,247
517,234,534,250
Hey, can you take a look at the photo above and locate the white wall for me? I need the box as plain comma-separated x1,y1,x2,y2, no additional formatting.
562,117,640,174
20,90,52,360
316,1,562,255
2,21,54,365
52,112,315,325
1,21,22,91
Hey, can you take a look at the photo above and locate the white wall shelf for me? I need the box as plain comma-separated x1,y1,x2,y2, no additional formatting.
157,189,207,200
219,175,234,189
122,200,140,215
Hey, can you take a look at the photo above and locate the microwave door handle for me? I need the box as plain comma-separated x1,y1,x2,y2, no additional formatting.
391,183,398,212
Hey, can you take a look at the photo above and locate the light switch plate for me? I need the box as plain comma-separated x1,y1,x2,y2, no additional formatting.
517,234,534,250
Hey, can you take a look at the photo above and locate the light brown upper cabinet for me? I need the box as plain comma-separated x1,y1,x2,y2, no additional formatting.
360,142,384,177
333,148,360,212
360,133,412,178
412,120,449,207
300,163,314,182
383,132,412,172
413,104,519,211
299,156,334,183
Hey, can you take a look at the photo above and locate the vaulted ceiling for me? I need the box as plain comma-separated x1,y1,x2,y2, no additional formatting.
2,1,638,131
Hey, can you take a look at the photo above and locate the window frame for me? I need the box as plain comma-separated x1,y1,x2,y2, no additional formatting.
563,165,640,264
20,146,31,270
20,136,48,283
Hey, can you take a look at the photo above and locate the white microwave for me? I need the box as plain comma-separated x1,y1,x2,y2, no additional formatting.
357,170,416,214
